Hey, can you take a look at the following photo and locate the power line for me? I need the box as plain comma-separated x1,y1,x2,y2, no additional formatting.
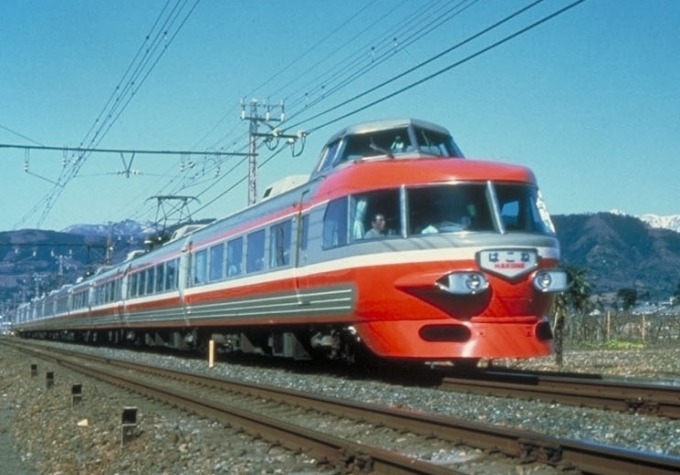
0,143,248,157
284,0,478,118
141,1,477,222
0,123,45,146
20,0,203,229
286,0,544,131
140,1,568,223
134,1,479,223
307,0,588,135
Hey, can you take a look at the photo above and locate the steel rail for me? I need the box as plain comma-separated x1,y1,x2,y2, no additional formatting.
6,341,464,475
439,371,680,419
7,340,680,475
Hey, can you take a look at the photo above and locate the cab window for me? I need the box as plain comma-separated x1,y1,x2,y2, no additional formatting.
350,189,401,240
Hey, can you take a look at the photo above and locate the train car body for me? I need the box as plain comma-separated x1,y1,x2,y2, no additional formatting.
15,118,567,363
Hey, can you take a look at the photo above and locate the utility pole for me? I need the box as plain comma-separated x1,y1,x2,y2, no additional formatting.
240,99,285,205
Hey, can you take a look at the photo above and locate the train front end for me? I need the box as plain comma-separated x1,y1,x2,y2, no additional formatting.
311,119,566,362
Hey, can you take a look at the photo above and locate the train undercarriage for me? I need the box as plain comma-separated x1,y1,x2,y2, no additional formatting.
21,324,366,364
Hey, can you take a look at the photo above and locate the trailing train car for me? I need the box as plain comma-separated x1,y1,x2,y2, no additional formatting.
14,118,567,363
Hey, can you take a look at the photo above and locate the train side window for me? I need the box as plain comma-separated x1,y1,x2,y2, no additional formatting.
136,272,143,296
270,220,292,268
246,230,265,273
166,258,178,290
138,270,146,296
227,237,243,276
114,278,122,301
146,267,156,294
209,243,225,282
155,263,165,293
323,198,348,248
129,274,138,298
193,249,208,285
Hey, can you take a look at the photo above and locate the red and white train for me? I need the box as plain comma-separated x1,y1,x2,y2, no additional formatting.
15,118,567,364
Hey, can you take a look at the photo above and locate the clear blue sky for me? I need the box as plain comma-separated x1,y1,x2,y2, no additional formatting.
1,0,678,231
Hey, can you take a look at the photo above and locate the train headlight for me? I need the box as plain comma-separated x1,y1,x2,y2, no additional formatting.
437,271,489,295
532,270,568,293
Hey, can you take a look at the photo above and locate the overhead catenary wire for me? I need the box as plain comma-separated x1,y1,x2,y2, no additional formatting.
285,0,546,131
132,0,589,224
0,143,247,157
79,0,177,148
305,0,588,135
283,0,480,117
12,1,589,230
19,2,468,229
17,0,202,229
134,0,480,221
0,123,45,147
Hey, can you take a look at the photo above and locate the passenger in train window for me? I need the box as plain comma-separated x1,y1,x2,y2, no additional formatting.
364,213,394,239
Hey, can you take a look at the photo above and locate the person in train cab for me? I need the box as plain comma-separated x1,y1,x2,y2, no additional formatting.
390,135,406,153
365,213,390,239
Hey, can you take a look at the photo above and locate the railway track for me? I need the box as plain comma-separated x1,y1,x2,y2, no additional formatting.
439,369,680,419
5,339,680,475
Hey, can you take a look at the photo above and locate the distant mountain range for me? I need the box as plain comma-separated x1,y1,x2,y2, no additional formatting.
610,210,680,234
0,212,678,309
60,219,159,238
552,212,680,299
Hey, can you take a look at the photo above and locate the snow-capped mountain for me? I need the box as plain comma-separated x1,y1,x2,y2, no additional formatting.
637,214,680,234
609,210,680,234
61,219,158,238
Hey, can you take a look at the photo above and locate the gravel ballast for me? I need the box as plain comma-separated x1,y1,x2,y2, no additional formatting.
1,339,679,474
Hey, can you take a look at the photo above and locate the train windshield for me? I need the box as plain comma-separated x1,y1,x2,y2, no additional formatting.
406,183,555,235
495,184,555,234
327,183,555,247
314,120,463,175
406,183,554,235
407,184,494,234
